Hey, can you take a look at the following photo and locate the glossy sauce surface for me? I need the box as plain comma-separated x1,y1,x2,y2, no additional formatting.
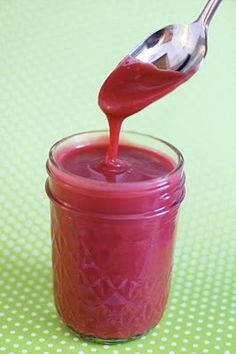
59,143,175,183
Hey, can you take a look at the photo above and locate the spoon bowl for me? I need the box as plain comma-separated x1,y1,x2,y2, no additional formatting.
130,0,222,73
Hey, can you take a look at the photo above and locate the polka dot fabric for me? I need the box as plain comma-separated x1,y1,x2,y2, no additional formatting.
0,1,235,353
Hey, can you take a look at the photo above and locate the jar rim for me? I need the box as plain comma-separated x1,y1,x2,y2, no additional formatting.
47,130,184,192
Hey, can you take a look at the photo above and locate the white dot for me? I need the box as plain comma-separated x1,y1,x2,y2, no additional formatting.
91,349,97,352
103,345,109,349
137,344,143,348
125,348,131,351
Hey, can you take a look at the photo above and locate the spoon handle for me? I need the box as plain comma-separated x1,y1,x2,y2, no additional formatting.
197,0,223,28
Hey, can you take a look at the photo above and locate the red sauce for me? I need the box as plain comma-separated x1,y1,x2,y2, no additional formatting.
47,54,192,339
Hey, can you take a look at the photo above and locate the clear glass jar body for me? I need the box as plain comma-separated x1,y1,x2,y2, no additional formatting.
46,131,185,343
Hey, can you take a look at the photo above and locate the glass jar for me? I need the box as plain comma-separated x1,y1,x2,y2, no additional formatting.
45,131,185,343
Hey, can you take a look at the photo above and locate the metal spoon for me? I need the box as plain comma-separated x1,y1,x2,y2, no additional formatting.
130,0,223,73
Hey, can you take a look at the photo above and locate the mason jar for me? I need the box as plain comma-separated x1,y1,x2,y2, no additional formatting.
45,130,185,343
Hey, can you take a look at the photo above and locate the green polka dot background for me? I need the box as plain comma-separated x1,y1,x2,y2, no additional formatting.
0,1,235,353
